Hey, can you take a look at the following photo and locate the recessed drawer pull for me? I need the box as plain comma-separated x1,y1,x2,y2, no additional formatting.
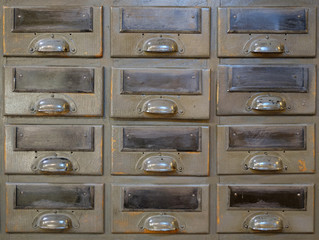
35,98,70,114
37,214,72,230
248,155,283,171
34,38,70,52
248,214,283,231
142,156,177,172
251,95,286,111
250,39,284,53
144,215,179,232
143,38,178,53
143,99,177,114
38,157,73,173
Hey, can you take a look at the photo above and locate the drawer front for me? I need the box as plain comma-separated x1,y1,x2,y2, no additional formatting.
112,184,209,233
4,66,103,116
217,184,314,233
111,7,210,58
217,65,316,115
218,7,316,57
217,124,314,174
3,6,102,57
112,125,209,176
111,68,210,119
5,125,103,175
6,183,104,233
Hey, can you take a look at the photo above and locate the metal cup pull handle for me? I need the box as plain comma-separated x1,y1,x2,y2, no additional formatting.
35,98,70,114
250,39,284,53
34,38,70,52
142,156,177,172
248,155,283,171
248,214,283,231
143,38,178,53
144,215,179,232
38,214,72,230
143,99,178,114
38,157,73,173
251,95,286,111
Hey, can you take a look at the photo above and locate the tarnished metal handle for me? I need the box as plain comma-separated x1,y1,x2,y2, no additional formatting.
34,98,70,114
142,156,177,172
144,215,179,232
143,99,178,114
250,39,284,53
37,214,72,230
248,155,283,171
38,157,73,173
248,214,283,231
34,38,70,52
251,95,286,111
143,38,178,53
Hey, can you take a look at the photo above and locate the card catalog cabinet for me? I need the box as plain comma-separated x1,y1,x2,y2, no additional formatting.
1,0,319,240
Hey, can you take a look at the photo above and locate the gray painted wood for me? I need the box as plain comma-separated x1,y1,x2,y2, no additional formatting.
123,127,200,151
14,67,94,93
228,65,309,92
120,7,201,33
122,69,201,94
229,186,306,210
229,8,307,33
13,7,93,33
123,186,200,211
228,126,306,150
15,185,94,209
15,125,94,151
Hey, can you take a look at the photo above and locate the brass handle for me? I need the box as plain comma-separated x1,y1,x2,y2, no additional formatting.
251,95,286,111
37,214,72,230
250,39,284,53
143,99,178,114
38,157,73,173
142,156,177,172
144,215,179,232
143,38,178,53
248,155,283,171
35,98,70,114
34,38,70,52
248,214,283,231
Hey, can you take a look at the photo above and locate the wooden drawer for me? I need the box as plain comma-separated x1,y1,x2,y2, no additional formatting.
112,184,209,233
3,6,102,57
217,184,314,233
111,6,210,58
217,124,315,174
111,68,210,119
5,125,103,175
4,66,103,117
112,125,209,176
218,6,316,57
217,64,316,115
6,183,104,233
